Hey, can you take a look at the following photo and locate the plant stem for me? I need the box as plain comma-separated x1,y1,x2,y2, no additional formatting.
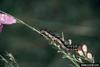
54,43,80,67
67,55,80,67
17,19,80,67
16,18,41,34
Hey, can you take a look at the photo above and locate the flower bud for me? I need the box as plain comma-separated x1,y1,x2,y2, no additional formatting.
86,52,93,59
68,39,72,45
77,49,84,56
82,44,87,55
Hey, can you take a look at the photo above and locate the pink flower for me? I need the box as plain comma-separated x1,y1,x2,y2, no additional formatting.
0,12,16,32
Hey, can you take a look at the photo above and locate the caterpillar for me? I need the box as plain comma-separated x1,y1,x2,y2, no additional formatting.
40,29,78,51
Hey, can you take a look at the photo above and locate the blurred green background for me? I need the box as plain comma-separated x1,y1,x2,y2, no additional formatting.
0,0,100,67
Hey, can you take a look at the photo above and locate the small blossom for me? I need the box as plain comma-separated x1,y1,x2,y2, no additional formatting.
77,49,84,56
0,12,16,32
86,52,93,59
82,44,87,55
68,39,72,45
77,45,84,56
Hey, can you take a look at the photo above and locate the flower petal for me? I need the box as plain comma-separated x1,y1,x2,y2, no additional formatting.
0,13,16,24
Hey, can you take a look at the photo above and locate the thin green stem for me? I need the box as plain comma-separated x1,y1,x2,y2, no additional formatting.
61,51,80,67
67,55,80,67
16,18,51,41
16,18,41,34
53,43,80,67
